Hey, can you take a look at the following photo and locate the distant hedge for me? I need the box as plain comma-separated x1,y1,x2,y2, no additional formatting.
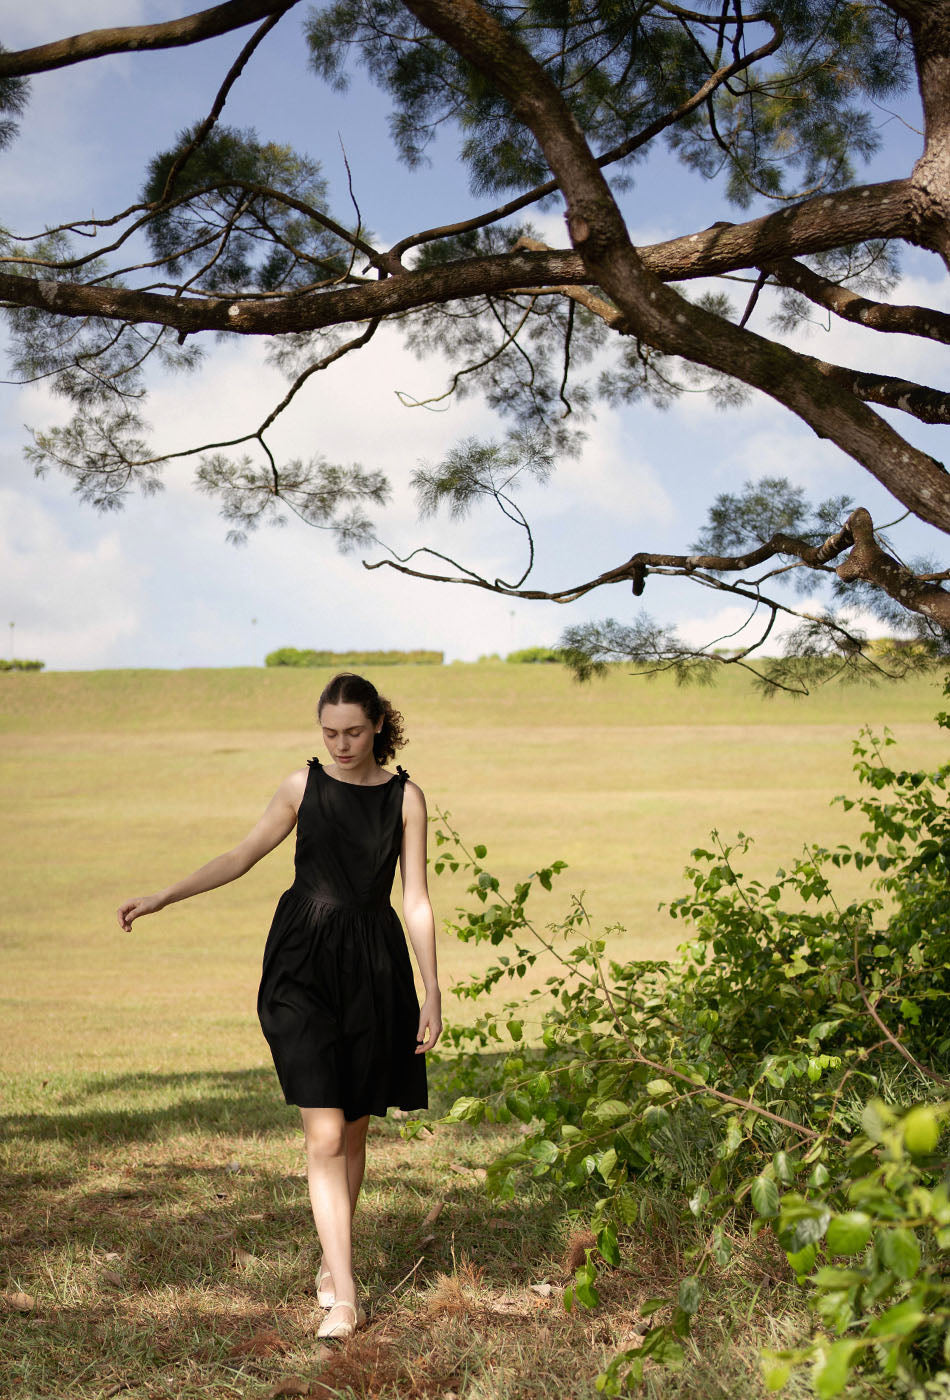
506,646,563,664
264,648,444,668
0,658,44,672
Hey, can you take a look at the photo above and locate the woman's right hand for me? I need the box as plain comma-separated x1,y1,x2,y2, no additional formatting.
117,894,164,932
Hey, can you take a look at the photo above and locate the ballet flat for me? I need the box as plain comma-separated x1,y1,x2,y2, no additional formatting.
316,1299,366,1340
316,1259,335,1308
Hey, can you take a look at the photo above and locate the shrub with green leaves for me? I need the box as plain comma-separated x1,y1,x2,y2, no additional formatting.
263,646,443,666
505,646,563,664
410,682,950,1396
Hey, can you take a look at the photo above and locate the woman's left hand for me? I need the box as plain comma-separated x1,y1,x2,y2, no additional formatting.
416,994,442,1053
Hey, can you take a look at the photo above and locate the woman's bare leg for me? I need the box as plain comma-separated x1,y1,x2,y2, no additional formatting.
343,1114,371,1217
300,1107,356,1311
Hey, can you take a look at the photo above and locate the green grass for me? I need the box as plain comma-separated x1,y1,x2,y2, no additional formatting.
1,663,945,1398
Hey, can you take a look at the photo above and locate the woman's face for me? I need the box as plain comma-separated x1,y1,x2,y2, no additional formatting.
319,700,382,769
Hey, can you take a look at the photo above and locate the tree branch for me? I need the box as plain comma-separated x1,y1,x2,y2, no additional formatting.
765,256,950,346
367,506,950,628
397,0,950,535
0,1,301,77
812,359,950,425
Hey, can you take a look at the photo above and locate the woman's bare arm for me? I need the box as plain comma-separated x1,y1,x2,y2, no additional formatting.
399,780,442,1052
116,768,306,931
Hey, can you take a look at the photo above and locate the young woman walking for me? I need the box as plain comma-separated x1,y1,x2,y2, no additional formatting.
117,672,442,1340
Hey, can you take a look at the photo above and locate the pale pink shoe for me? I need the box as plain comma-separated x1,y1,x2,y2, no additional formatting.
316,1258,335,1308
316,1299,366,1339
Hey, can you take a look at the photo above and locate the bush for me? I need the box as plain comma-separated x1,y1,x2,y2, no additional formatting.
264,647,443,667
0,658,44,671
506,646,563,664
414,679,950,1398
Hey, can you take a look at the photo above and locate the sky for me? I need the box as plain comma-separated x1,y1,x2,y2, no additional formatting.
1,1,947,670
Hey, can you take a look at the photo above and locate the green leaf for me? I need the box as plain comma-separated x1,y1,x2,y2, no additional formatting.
505,1019,523,1042
473,844,487,859
824,1211,871,1256
593,1099,630,1123
505,1090,533,1124
876,1227,920,1280
639,1297,667,1318
597,1147,618,1183
597,1223,621,1267
528,1137,559,1165
866,1298,925,1338
688,1185,709,1218
646,1079,674,1097
677,1276,700,1315
861,1099,894,1142
751,1176,780,1219
813,1339,860,1399
902,1105,939,1155
785,1242,817,1276
762,1358,792,1392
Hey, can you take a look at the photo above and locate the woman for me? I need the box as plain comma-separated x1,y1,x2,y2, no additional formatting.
117,672,442,1340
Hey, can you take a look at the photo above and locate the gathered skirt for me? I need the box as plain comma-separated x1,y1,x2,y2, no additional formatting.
257,886,429,1119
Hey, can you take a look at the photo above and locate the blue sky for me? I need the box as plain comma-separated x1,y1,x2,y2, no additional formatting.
1,1,947,669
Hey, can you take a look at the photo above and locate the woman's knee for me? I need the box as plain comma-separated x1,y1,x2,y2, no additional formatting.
301,1108,347,1160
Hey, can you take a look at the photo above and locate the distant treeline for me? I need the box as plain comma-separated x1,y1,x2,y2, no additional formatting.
264,648,444,668
0,658,44,671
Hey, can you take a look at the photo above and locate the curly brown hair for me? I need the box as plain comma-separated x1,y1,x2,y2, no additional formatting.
317,672,407,765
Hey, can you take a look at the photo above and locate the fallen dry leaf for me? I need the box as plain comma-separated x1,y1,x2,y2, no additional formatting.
227,1329,288,1358
100,1269,124,1288
265,1379,310,1398
529,1283,554,1297
2,1290,36,1312
99,1251,122,1261
447,1162,487,1179
233,1247,257,1267
419,1200,445,1228
487,1218,517,1230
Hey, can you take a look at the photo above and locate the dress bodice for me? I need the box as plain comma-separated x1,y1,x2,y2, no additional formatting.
291,759,409,911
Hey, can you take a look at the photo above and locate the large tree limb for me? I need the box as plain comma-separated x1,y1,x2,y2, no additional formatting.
397,0,950,536
766,256,950,346
0,1,300,78
0,173,920,332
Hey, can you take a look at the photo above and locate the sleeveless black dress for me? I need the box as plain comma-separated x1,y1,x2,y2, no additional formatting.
256,758,429,1120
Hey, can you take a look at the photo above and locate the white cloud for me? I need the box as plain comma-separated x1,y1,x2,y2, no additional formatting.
0,486,144,667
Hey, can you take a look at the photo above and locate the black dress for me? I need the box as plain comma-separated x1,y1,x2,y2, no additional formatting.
257,758,429,1120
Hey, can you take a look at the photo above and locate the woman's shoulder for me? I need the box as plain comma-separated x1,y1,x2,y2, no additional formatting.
277,766,310,801
400,776,426,811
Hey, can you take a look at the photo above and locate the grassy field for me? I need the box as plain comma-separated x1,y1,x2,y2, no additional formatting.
1,663,945,1399
1,663,945,1079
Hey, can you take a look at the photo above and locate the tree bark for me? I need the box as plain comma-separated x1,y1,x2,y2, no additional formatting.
0,0,298,78
904,2,950,265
